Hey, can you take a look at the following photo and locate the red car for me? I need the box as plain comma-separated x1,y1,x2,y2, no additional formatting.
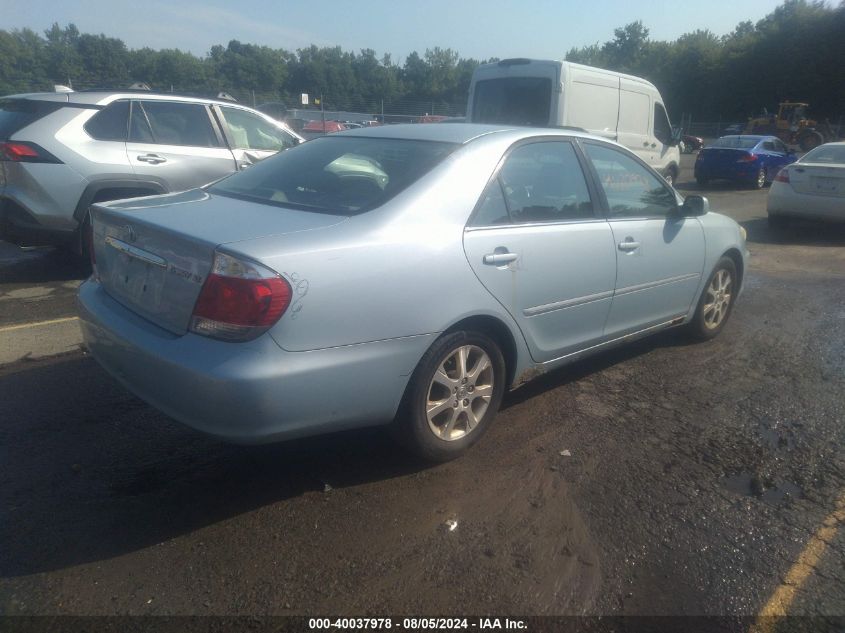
682,134,704,153
302,120,347,134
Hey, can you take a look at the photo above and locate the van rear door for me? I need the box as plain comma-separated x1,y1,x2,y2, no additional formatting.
467,60,558,126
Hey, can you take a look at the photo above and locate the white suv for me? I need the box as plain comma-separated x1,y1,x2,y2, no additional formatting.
0,90,303,252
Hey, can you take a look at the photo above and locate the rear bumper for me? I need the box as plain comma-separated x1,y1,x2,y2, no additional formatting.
77,279,434,443
694,163,760,182
0,198,75,246
767,185,845,223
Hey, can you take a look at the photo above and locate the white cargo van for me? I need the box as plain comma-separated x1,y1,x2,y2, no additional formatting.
467,58,682,184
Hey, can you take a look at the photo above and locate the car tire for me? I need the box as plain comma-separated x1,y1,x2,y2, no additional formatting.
798,131,823,152
751,167,766,189
392,330,506,462
688,256,738,341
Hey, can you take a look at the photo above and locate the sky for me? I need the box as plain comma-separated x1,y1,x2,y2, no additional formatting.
2,0,790,62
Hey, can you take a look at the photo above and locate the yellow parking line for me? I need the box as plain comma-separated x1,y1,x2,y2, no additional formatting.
0,316,79,333
751,491,845,633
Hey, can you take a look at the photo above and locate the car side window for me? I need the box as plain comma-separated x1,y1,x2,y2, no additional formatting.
220,107,297,151
654,103,672,145
472,141,594,226
84,100,129,141
132,101,220,147
471,179,511,226
585,143,677,219
773,139,788,154
762,141,776,151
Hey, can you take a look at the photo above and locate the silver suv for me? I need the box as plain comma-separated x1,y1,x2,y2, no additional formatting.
0,90,304,252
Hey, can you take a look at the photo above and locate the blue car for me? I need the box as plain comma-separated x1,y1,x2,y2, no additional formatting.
695,135,797,189
78,124,749,462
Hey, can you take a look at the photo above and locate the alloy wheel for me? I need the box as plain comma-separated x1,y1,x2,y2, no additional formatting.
425,345,494,441
703,269,732,330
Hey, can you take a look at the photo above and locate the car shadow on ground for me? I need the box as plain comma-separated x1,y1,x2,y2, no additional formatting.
740,217,845,246
0,326,697,577
0,245,90,284
502,327,695,410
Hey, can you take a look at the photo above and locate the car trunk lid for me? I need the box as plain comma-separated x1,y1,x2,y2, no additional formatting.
91,189,347,335
786,163,845,197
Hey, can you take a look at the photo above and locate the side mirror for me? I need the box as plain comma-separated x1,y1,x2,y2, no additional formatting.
680,195,709,217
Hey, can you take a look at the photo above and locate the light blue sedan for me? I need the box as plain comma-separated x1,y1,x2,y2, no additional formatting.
78,124,749,461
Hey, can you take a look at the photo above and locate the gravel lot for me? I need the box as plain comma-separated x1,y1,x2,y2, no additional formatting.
1,154,844,624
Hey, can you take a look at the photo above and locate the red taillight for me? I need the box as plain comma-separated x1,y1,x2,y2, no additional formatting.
774,168,790,183
0,142,61,163
737,153,757,163
190,252,292,341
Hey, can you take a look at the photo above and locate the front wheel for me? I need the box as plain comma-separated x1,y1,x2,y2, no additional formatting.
688,257,738,341
392,331,506,461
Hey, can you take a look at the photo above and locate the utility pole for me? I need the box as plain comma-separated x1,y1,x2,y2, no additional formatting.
321,92,325,130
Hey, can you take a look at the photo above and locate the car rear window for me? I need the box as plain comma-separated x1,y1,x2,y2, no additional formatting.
801,145,845,164
0,99,63,139
710,137,760,149
471,77,552,127
209,136,457,215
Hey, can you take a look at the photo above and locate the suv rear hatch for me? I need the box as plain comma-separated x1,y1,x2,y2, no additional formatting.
92,189,347,335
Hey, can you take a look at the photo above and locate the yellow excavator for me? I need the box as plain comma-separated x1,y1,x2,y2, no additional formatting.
745,102,835,151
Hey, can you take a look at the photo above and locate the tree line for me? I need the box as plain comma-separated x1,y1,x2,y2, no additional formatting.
0,0,843,121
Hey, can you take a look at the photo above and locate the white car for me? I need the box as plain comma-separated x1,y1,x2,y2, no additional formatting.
767,142,845,227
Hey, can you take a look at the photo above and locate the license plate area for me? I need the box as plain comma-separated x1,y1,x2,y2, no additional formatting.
813,176,840,193
104,237,167,311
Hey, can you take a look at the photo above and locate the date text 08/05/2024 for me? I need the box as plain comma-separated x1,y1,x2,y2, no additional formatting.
308,618,528,630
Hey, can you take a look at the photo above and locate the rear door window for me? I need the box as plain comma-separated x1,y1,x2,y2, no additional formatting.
84,100,129,141
132,101,220,147
472,140,595,226
0,99,63,139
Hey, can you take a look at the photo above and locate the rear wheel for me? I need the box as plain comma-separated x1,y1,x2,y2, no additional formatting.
798,131,823,152
392,330,506,462
751,167,766,189
688,257,737,341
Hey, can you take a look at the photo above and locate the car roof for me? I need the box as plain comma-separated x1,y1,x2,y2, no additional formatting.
1,90,243,108
332,122,598,145
719,135,771,142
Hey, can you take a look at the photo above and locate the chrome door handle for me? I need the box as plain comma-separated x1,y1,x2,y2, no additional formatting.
483,252,519,265
618,240,640,251
136,154,167,164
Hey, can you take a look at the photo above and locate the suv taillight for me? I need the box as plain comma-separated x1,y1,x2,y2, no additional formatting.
190,252,292,342
0,142,62,163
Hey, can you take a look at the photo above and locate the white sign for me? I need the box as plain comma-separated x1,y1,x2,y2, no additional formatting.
301,93,309,105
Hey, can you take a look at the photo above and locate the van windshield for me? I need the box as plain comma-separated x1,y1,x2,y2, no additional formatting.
471,77,552,126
